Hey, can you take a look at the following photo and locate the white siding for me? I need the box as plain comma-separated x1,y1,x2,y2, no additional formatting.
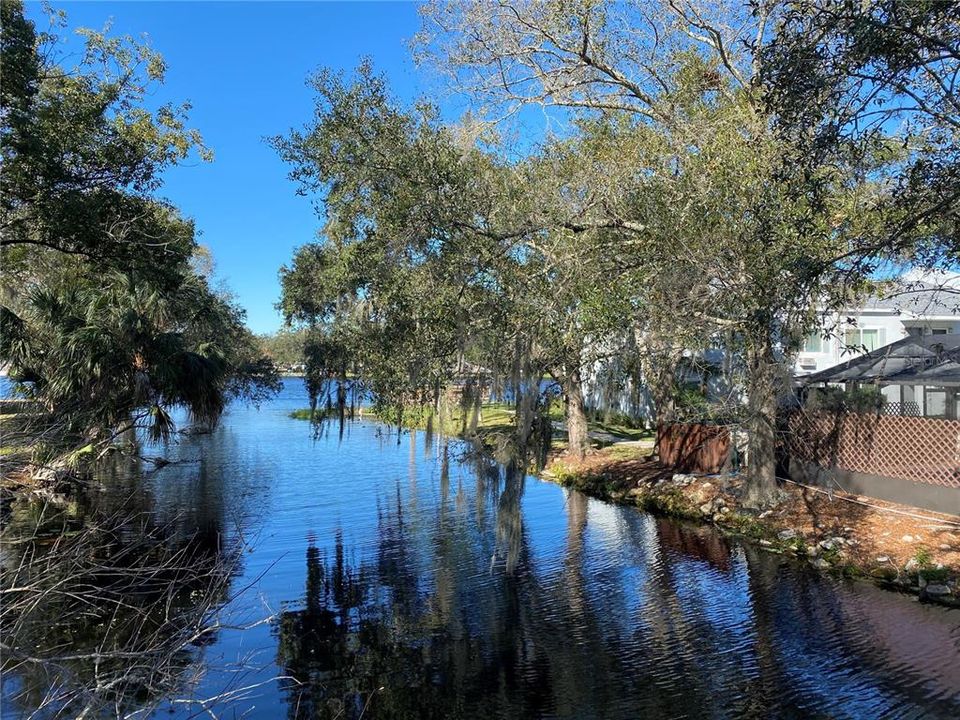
793,310,960,378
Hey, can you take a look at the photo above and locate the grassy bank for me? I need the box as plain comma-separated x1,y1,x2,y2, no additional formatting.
289,402,513,428
288,401,654,449
544,445,960,607
289,402,523,457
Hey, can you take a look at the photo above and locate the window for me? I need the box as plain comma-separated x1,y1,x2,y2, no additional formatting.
803,332,823,353
932,328,948,336
844,327,884,352
925,387,948,418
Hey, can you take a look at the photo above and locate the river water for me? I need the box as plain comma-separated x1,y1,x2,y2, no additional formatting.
2,378,958,719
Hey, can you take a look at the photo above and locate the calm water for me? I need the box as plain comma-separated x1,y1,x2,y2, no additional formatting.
2,379,959,719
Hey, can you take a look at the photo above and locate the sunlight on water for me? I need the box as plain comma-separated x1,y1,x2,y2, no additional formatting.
2,379,958,719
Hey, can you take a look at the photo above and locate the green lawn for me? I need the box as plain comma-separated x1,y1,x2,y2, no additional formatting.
288,407,355,421
289,402,652,444
589,420,654,442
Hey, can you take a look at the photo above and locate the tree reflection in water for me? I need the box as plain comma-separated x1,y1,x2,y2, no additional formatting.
6,411,958,719
273,442,960,720
274,455,628,720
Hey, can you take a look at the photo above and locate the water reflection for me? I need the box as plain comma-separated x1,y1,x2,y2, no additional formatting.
272,446,960,720
1,498,242,718
0,430,261,719
2,380,958,719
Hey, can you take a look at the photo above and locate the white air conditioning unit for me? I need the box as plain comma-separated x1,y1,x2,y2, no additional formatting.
799,356,817,369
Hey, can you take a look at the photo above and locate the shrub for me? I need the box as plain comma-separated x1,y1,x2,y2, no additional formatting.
806,386,884,414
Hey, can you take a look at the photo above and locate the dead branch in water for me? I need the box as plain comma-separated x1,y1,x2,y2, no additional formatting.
0,501,276,719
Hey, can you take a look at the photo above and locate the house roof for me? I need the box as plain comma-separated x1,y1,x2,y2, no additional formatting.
906,357,960,386
798,334,960,387
863,283,959,317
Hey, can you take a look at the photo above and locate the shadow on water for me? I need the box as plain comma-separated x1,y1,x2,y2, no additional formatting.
272,439,960,720
2,380,958,719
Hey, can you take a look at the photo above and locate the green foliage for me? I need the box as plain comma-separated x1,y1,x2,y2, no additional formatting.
277,0,956,500
549,463,611,495
638,489,700,521
805,386,885,414
0,1,278,467
2,270,278,448
910,546,952,583
673,384,712,418
724,514,770,541
762,0,959,271
787,536,808,557
289,407,342,422
274,61,643,458
275,63,533,435
258,328,308,369
1,0,210,281
919,566,951,583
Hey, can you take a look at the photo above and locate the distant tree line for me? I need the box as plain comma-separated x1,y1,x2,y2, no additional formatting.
257,328,308,369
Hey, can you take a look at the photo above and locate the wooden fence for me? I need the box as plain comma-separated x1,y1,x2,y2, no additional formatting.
657,423,730,474
786,411,960,489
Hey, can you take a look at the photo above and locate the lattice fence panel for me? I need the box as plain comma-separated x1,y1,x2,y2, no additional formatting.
881,402,922,417
786,411,960,488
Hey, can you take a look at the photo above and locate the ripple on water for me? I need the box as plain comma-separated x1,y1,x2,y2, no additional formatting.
3,379,958,720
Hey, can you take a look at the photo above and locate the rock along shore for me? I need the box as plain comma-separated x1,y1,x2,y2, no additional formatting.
541,447,960,608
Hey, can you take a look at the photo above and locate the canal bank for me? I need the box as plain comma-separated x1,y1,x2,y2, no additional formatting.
543,445,960,607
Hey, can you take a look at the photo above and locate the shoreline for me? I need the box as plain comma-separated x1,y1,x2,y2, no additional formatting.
539,446,960,608
7,407,958,608
289,407,960,608
301,407,960,609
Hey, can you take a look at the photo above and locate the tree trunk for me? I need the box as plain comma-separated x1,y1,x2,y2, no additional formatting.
460,376,472,437
468,376,482,435
742,334,781,508
517,381,537,448
563,370,590,460
336,368,347,422
514,349,537,448
641,335,680,461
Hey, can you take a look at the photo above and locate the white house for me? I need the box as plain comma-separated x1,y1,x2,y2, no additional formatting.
579,273,959,422
794,275,959,415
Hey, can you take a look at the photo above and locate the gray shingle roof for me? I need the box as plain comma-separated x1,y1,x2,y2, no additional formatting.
864,283,959,316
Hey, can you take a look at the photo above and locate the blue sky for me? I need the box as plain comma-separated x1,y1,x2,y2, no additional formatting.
29,1,432,334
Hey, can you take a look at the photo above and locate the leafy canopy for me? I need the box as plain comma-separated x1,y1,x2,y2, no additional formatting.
0,1,278,465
